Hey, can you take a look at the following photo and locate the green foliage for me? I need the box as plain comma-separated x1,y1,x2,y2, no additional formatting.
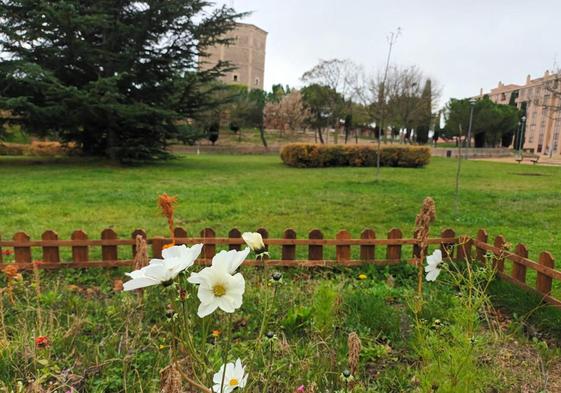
311,281,340,337
176,124,206,146
281,305,313,335
342,283,403,341
444,97,520,147
300,83,343,140
0,0,243,162
489,279,561,339
280,143,431,168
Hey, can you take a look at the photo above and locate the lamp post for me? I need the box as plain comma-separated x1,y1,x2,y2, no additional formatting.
517,115,527,153
467,98,476,148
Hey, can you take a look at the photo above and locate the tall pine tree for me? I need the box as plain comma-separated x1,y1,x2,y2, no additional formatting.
0,0,242,162
415,79,432,144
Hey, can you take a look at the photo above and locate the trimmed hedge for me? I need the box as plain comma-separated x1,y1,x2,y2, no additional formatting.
280,144,431,168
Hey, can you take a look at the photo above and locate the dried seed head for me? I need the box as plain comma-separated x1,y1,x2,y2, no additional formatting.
415,197,437,250
347,332,362,375
160,363,183,393
158,193,177,240
133,235,149,271
3,264,18,279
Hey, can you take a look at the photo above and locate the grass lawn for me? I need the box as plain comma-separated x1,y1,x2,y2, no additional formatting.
2,153,561,392
1,154,560,259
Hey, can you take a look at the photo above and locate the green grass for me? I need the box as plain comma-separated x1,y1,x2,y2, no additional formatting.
1,154,560,258
2,153,561,391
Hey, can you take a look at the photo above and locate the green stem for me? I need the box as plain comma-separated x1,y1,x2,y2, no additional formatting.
219,314,233,393
262,341,274,392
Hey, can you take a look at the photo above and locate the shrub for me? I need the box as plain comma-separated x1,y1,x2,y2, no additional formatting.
280,143,431,168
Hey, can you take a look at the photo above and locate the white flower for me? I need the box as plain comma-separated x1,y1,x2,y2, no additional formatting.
212,358,248,393
123,244,203,291
212,248,251,274
241,232,268,255
188,249,248,317
188,248,250,284
425,249,443,282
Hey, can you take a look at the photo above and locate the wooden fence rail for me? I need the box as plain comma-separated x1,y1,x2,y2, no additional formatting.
0,226,559,307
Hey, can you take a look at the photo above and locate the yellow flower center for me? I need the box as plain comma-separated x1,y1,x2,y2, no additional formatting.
213,284,226,297
229,378,239,386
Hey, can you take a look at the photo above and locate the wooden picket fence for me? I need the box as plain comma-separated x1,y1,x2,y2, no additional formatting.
0,226,559,307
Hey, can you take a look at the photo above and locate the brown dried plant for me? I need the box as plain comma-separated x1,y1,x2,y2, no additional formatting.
158,193,178,243
160,363,183,393
133,235,149,271
348,331,362,376
414,197,436,296
3,264,21,304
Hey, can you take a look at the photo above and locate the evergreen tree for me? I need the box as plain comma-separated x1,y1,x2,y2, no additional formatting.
0,0,242,162
416,79,432,144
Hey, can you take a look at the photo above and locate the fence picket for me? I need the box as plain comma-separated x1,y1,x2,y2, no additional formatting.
131,229,147,256
41,230,60,263
493,235,506,272
308,229,323,260
512,243,528,283
360,229,375,261
257,228,269,253
201,228,216,260
457,236,472,261
71,230,89,263
174,227,188,242
536,252,554,295
228,228,242,251
386,228,402,261
282,229,296,260
336,230,351,261
151,237,165,259
440,228,456,260
101,229,118,261
476,229,488,263
13,232,32,263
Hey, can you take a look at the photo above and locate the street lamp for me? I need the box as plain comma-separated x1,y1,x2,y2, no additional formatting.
517,115,527,153
467,98,476,148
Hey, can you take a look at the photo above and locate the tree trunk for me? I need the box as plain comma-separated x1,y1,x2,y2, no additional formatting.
317,127,325,144
259,125,268,149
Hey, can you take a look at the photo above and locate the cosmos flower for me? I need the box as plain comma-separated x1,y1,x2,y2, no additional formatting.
425,249,443,282
123,244,203,291
188,262,245,318
212,358,248,393
242,232,269,258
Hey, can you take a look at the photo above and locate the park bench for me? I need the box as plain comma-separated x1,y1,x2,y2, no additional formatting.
515,153,540,164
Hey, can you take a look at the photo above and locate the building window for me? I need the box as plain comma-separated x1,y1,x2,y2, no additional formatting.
255,78,259,86
233,75,238,82
501,93,506,101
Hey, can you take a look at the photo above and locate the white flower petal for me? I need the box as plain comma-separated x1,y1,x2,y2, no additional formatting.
425,267,441,282
123,277,159,291
242,232,266,252
197,301,219,318
161,244,187,260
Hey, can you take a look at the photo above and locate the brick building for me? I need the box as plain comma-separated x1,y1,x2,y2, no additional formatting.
479,70,561,156
199,23,267,90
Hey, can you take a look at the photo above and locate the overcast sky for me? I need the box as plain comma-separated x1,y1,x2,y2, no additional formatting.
220,0,560,108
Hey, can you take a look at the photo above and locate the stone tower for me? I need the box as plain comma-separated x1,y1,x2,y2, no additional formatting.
199,23,267,90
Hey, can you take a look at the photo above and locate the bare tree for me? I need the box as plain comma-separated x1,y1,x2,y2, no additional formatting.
301,58,359,99
301,59,363,143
